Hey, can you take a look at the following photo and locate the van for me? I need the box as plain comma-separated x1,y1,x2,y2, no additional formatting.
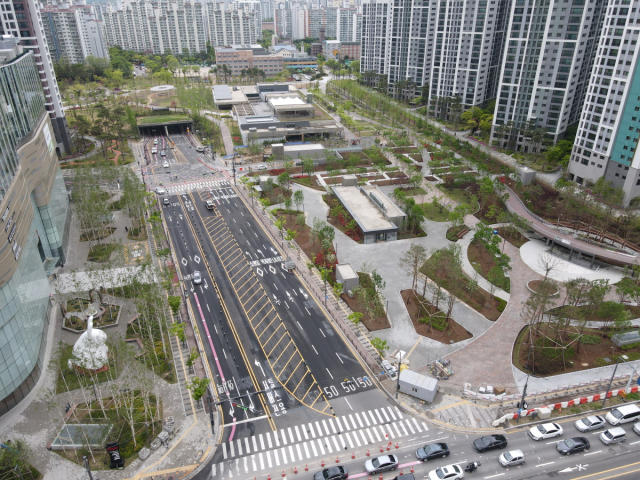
600,427,627,445
606,404,640,425
196,146,205,152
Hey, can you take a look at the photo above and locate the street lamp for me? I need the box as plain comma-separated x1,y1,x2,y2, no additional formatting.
602,354,629,409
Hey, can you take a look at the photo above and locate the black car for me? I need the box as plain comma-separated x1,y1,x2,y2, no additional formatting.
314,466,348,480
556,437,590,455
416,443,450,461
473,434,508,453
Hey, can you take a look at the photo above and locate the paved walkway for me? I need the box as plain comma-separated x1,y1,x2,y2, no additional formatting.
203,112,234,156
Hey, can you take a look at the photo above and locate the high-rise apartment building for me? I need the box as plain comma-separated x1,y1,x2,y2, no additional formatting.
491,0,606,150
232,0,263,39
361,0,389,75
206,2,258,46
568,1,640,206
337,7,357,41
102,0,208,54
0,34,70,416
0,0,71,153
274,6,292,38
429,0,510,109
40,2,110,64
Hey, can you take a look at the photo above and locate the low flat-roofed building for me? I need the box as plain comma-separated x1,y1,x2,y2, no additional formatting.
268,96,314,117
332,185,407,243
272,143,326,162
212,84,249,109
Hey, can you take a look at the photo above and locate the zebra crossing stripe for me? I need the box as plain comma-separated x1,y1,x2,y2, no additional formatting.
252,436,258,451
259,434,265,450
412,418,422,432
275,448,281,465
259,452,264,470
223,442,227,459
244,437,250,454
309,423,316,438
387,408,397,421
267,432,273,448
392,422,402,437
230,441,235,457
318,439,326,455
331,436,340,451
281,446,287,464
348,415,357,430
296,443,303,461
381,408,391,423
310,441,318,457
406,420,415,434
335,417,344,431
267,451,272,468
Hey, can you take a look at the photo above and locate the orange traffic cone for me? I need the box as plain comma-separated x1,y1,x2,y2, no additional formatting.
411,466,414,473
321,460,325,467
305,465,309,472
282,471,286,477
294,467,298,474
395,442,399,449
379,445,384,452
335,456,339,463
352,452,355,459
366,449,370,456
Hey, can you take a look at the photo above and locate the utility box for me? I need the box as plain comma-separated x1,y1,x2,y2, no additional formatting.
259,175,270,190
536,407,552,420
335,263,359,292
342,175,358,187
516,165,536,185
272,143,285,160
398,369,438,403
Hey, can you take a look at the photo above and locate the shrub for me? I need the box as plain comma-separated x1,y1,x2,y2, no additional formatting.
496,298,507,313
621,342,640,350
626,392,640,401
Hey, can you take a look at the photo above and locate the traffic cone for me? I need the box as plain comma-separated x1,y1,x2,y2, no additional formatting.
400,470,403,475
282,471,286,477
379,474,383,480
366,449,370,457
336,456,339,463
395,442,399,449
321,460,325,467
411,466,414,474
352,452,355,459
294,467,298,474
305,465,309,472
380,445,384,452
268,475,271,480
386,443,390,451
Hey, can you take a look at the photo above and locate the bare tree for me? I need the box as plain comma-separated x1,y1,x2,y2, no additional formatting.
537,252,561,282
399,244,428,290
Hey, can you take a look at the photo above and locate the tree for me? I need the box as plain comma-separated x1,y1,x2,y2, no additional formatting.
371,337,389,356
185,347,200,374
277,171,291,189
399,244,428,290
186,376,210,406
302,157,315,177
537,252,560,282
348,312,363,325
169,322,187,348
293,189,304,211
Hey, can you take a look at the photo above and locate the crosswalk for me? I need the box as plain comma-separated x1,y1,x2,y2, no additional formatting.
165,180,230,193
220,406,429,464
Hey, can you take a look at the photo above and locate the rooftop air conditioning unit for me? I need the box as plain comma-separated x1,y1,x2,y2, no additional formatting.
268,126,277,131
249,127,257,132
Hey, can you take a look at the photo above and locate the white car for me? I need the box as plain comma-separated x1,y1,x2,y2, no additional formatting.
257,164,267,170
634,422,640,436
427,464,464,480
529,422,563,441
193,270,202,284
163,161,169,168
155,187,166,195
575,415,606,432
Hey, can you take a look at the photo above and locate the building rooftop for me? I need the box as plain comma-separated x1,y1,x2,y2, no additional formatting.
212,84,232,101
332,186,399,233
269,97,306,107
335,263,358,281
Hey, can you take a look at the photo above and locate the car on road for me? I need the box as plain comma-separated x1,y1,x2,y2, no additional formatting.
205,200,215,210
498,449,525,467
416,443,450,461
163,161,169,168
605,404,640,425
426,464,464,480
193,271,202,284
528,423,563,441
152,147,157,154
163,198,170,206
473,434,507,452
364,455,398,474
155,187,166,195
160,150,166,156
634,422,640,435
257,164,267,170
154,138,158,144
556,437,590,455
575,415,606,432
313,466,348,480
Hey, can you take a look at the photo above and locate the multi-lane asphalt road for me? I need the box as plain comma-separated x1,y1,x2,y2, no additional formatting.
154,134,640,480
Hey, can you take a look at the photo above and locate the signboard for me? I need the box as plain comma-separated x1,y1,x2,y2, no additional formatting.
106,441,125,469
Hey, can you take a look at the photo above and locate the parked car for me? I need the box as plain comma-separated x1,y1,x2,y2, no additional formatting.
257,164,267,170
556,437,590,455
528,423,563,441
313,466,348,480
575,415,606,432
364,455,398,474
427,464,464,480
416,443,450,462
498,449,525,467
155,187,166,195
193,271,202,284
473,434,507,453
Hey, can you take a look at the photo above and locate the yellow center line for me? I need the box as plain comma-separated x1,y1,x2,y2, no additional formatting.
570,461,640,480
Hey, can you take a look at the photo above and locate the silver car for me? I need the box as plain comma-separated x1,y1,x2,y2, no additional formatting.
193,271,202,284
499,449,525,467
364,455,398,474
575,415,606,432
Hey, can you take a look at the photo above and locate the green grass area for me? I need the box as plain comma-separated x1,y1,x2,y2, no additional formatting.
396,187,427,196
137,114,191,125
88,244,118,263
56,344,114,394
439,186,480,212
422,201,451,222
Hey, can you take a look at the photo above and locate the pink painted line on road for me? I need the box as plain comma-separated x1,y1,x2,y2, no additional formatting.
193,292,238,440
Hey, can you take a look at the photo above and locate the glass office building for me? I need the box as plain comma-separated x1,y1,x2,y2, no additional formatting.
0,37,69,415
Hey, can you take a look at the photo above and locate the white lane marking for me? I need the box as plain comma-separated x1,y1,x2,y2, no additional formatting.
375,409,385,424
258,453,264,470
318,438,327,455
355,413,364,428
288,427,295,443
344,432,355,449
336,352,344,363
546,440,562,444
348,415,357,430
306,307,312,315
359,430,368,445
267,432,273,448
368,411,378,425
230,441,235,457
297,321,303,329
290,445,297,462
281,447,287,464
244,437,250,454
274,449,280,466
252,436,258,451
330,418,337,434
405,419,415,434
312,345,319,354
583,450,602,456
332,435,341,451
381,408,391,422
387,407,397,421
484,475,505,479
294,426,302,442
309,423,316,438
412,418,421,432
371,427,381,443
326,368,334,379
336,417,344,431
630,441,640,445
394,407,404,419
536,462,555,467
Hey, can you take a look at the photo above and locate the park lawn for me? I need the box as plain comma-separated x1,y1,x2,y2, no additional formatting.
467,240,511,293
422,201,451,222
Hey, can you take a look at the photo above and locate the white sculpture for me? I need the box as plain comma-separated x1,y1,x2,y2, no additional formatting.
68,315,109,372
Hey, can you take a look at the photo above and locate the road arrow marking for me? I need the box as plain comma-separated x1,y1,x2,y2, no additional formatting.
254,359,265,377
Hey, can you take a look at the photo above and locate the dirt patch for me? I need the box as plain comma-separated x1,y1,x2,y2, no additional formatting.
322,176,342,185
341,272,390,331
497,227,529,248
387,171,408,179
467,241,510,293
292,176,326,190
425,176,439,182
515,324,640,376
401,289,472,343
274,210,323,260
528,280,559,295
547,304,640,322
